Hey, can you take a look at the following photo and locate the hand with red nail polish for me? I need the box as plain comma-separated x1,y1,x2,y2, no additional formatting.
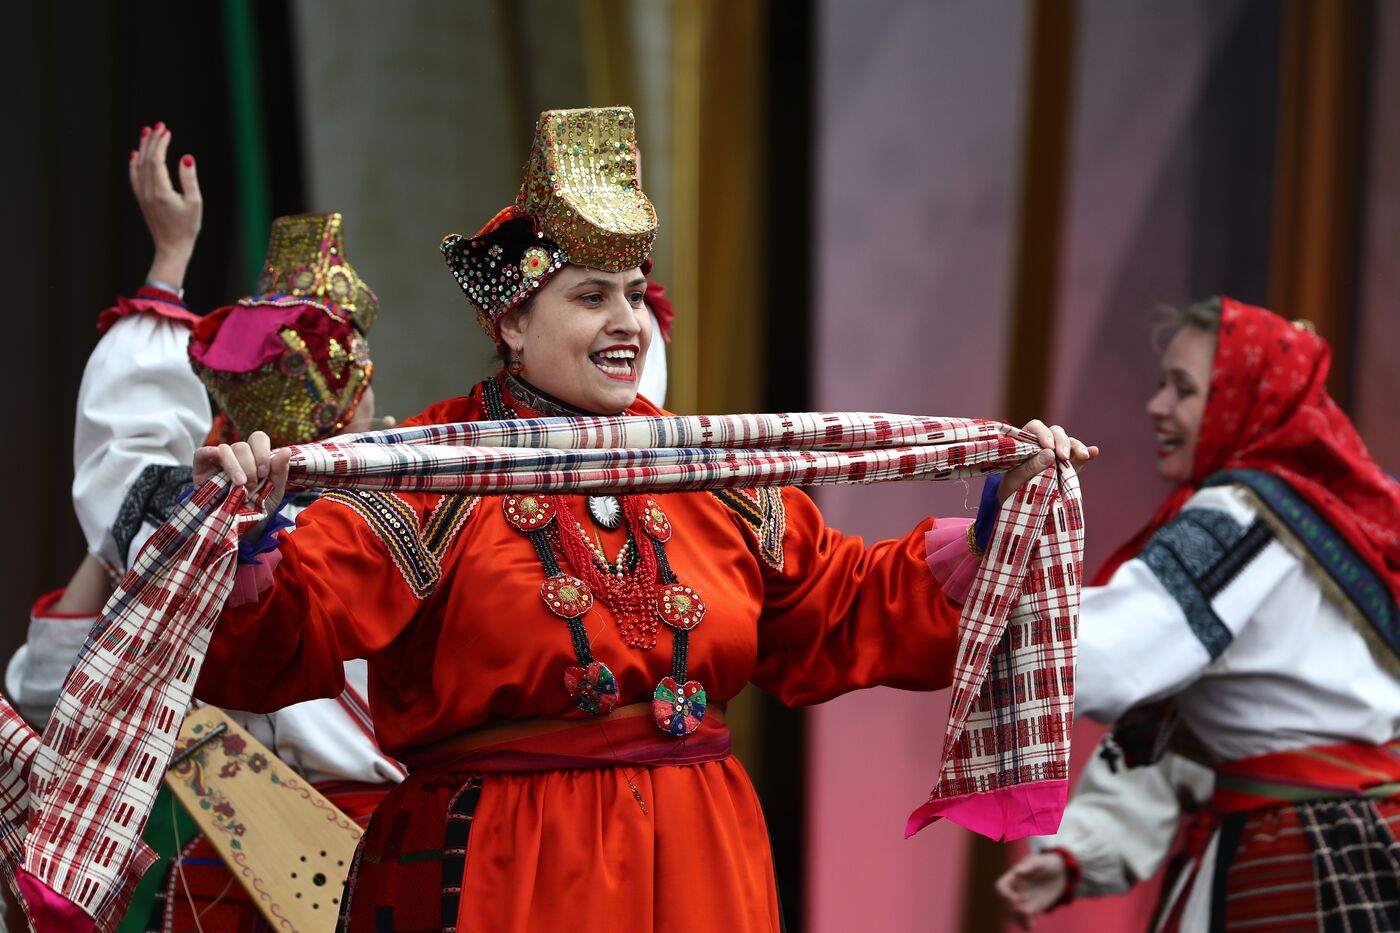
128,124,203,292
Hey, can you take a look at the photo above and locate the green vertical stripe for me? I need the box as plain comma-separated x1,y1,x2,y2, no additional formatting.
222,0,272,292
115,786,201,933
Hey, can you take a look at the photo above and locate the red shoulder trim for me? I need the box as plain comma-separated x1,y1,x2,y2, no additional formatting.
96,286,201,334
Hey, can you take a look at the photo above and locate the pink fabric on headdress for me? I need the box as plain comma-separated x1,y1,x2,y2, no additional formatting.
639,258,674,343
924,518,977,604
188,303,317,373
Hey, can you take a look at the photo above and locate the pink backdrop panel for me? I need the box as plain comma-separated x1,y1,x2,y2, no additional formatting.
811,0,1027,929
1038,3,1275,930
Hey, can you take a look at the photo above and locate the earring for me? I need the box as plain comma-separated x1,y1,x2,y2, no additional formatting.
507,352,525,376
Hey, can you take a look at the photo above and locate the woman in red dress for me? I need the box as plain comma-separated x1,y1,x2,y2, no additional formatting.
193,107,1093,932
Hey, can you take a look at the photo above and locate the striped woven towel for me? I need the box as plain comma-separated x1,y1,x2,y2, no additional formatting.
7,411,1083,931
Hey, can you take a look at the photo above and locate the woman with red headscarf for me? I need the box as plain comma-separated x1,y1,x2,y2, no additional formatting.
996,297,1400,931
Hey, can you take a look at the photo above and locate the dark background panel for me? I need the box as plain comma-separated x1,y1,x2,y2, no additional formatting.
0,0,301,664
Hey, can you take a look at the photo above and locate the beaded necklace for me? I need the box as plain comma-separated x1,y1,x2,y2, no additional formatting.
486,377,708,735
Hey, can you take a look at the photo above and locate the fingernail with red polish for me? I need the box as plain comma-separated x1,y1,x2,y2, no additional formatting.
140,126,150,138
182,155,193,168
154,121,165,131
130,150,137,160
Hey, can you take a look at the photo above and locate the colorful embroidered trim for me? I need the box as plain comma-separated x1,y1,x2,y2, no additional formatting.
321,490,439,598
709,487,786,571
1207,469,1400,660
423,494,479,563
1138,508,1272,659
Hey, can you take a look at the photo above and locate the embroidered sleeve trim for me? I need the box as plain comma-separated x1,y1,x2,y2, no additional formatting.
112,464,194,568
1138,508,1273,659
423,494,480,562
710,487,786,571
322,490,440,598
1206,469,1400,663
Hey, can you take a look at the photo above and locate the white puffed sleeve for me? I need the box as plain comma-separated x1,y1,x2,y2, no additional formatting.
72,312,209,572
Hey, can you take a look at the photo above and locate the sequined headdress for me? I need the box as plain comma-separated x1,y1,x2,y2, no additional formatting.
441,107,657,339
258,212,378,335
188,299,372,448
188,213,378,446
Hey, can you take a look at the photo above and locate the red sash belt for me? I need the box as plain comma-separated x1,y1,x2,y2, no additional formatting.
400,702,731,774
1213,740,1400,814
1154,741,1400,933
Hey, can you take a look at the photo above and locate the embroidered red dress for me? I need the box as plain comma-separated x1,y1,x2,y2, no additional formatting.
195,377,963,932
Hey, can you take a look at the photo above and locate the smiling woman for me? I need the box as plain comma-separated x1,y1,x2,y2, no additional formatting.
1146,299,1218,483
190,106,1091,933
997,297,1400,932
497,266,654,414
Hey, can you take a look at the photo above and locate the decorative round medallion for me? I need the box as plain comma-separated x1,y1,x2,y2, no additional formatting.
279,350,309,377
564,661,620,715
502,494,556,532
350,336,370,367
652,677,707,735
328,267,353,299
292,267,317,291
540,575,594,619
521,246,552,280
313,401,342,429
656,583,706,631
587,495,622,530
640,498,672,541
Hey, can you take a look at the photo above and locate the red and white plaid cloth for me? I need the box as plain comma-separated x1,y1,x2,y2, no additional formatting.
7,411,1081,932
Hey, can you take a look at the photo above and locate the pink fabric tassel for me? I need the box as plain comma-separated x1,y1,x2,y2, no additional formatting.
228,548,283,607
924,518,978,604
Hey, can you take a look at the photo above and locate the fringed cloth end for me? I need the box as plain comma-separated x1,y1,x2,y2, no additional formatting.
910,459,1083,842
905,778,1069,841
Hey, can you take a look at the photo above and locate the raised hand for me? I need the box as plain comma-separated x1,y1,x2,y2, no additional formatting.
128,122,202,291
